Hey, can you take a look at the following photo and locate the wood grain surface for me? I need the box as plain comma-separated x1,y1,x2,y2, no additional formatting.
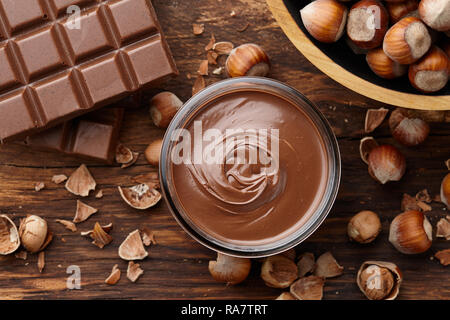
0,0,449,300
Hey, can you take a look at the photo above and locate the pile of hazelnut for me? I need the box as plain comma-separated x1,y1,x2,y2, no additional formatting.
300,0,449,93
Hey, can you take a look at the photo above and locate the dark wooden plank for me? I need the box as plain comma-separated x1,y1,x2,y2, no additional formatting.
0,0,449,300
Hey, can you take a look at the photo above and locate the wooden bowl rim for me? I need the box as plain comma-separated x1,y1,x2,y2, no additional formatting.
266,0,450,110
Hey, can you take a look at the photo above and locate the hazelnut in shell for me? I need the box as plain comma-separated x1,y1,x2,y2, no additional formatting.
357,261,402,300
145,139,163,166
208,252,251,285
347,210,381,243
386,0,418,24
225,44,270,77
149,92,183,128
389,210,432,254
261,255,298,288
383,17,432,64
300,0,348,43
19,215,48,253
0,215,20,255
366,48,408,79
418,0,450,32
389,108,430,146
367,145,406,184
346,0,389,49
440,173,450,209
408,46,449,93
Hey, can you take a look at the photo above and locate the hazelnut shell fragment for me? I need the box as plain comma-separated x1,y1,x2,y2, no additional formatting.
105,264,121,285
118,184,161,210
37,251,45,273
357,261,402,300
389,210,432,254
55,219,77,232
118,229,148,261
441,173,450,209
435,249,450,266
51,174,67,184
115,144,133,165
290,276,324,300
91,222,113,249
127,261,144,282
73,200,98,223
314,252,344,278
208,252,251,285
65,164,96,197
275,292,297,300
0,214,20,255
297,252,315,277
261,255,298,288
347,210,381,243
436,217,450,240
359,136,378,164
364,108,389,133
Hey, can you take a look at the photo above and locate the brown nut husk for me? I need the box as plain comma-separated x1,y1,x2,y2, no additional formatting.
118,184,161,210
0,215,20,255
389,210,432,254
73,200,98,223
51,174,67,184
357,261,402,300
261,255,298,288
127,261,144,282
19,215,48,253
314,251,344,278
55,219,77,232
105,264,121,285
37,251,45,273
80,222,113,238
436,216,450,240
347,210,381,243
118,229,148,261
208,252,251,285
65,164,96,197
297,252,315,277
91,222,113,249
290,276,325,300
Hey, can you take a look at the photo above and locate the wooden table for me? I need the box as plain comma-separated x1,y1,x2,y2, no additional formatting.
0,0,448,300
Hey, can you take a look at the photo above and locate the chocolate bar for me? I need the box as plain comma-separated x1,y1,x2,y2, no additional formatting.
0,0,177,142
24,107,124,163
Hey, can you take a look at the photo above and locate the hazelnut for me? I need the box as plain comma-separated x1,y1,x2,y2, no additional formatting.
367,145,406,184
418,0,450,32
149,92,183,128
118,184,161,210
0,215,20,255
346,0,389,49
386,0,419,24
389,210,432,254
261,255,298,288
408,46,449,93
366,48,408,79
19,215,48,253
347,210,381,243
440,173,450,209
225,43,270,77
357,261,402,300
208,252,251,285
389,108,430,146
300,0,348,43
383,17,432,64
145,139,163,166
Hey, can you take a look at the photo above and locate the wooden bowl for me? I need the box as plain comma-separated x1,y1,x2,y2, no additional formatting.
266,0,450,110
